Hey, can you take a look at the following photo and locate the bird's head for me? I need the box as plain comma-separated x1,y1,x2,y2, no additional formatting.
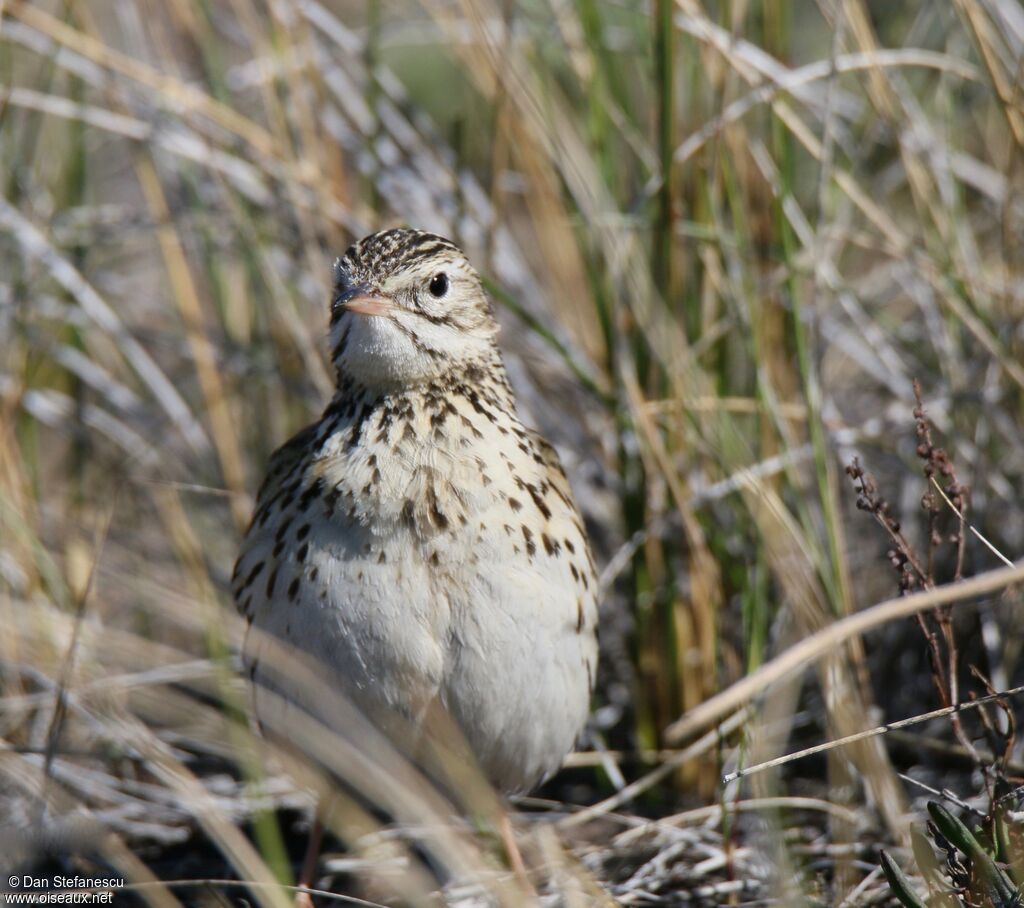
329,229,500,391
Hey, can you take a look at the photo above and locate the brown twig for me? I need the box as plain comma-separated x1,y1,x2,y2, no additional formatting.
845,457,928,593
910,382,979,764
846,383,986,764
968,666,1018,784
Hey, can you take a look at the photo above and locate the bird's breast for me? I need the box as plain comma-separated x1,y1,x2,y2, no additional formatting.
312,391,509,554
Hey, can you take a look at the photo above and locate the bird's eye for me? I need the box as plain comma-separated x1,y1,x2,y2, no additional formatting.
428,272,449,298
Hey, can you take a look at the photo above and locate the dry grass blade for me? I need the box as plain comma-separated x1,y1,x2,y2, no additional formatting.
560,708,751,829
930,477,1015,569
666,561,1024,744
725,682,1024,784
613,796,863,845
40,502,115,811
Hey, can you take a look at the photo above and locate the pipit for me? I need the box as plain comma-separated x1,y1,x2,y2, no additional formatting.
232,229,599,883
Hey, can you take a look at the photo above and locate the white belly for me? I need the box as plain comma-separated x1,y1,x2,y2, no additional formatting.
244,497,596,792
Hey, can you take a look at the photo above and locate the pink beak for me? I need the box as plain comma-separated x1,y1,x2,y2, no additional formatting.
334,282,397,317
341,293,396,317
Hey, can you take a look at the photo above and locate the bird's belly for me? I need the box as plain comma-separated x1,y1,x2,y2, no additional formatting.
244,522,450,737
244,492,596,793
440,522,596,792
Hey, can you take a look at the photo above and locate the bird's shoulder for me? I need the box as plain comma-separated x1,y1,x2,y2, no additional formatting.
524,428,576,505
232,420,323,619
253,421,322,506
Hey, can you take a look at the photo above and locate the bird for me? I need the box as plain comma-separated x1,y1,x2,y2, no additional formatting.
231,228,599,883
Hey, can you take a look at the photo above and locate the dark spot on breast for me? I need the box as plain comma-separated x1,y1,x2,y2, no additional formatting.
429,551,439,566
508,497,522,511
570,563,579,581
241,560,265,591
296,542,309,562
576,597,584,632
541,533,559,556
378,550,387,564
527,485,552,520
346,404,375,451
565,538,575,554
309,566,319,582
465,390,495,422
297,523,311,541
428,488,449,530
521,525,536,557
299,477,325,511
287,576,300,600
265,566,279,598
274,516,294,545
280,477,301,508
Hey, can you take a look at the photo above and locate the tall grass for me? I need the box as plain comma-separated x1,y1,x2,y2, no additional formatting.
2,0,1023,903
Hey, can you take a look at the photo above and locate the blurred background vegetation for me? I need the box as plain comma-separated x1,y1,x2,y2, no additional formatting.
2,0,1024,904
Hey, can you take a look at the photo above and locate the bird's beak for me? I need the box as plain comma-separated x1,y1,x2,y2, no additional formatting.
334,283,397,317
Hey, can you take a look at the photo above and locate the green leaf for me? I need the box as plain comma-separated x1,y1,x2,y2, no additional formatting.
880,850,930,908
927,802,1019,906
